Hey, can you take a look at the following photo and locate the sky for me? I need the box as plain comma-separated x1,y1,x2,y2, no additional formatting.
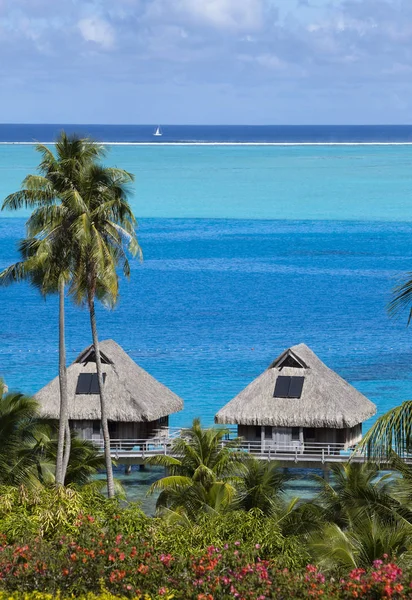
0,0,411,124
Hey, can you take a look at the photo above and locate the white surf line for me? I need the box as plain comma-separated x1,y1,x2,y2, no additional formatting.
2,141,412,146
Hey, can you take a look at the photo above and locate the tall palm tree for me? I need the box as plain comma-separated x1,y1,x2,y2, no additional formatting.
0,236,73,484
148,418,242,517
1,133,104,485
66,162,140,498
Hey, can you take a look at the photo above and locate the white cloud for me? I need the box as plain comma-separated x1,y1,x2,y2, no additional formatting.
173,0,263,31
78,17,115,49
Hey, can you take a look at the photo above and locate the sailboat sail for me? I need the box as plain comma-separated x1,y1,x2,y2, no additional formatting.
153,126,162,136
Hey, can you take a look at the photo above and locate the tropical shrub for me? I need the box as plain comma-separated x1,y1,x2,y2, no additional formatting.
0,536,410,598
0,485,125,541
0,485,410,597
152,509,308,568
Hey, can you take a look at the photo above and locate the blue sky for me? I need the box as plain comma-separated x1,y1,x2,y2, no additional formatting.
0,0,411,124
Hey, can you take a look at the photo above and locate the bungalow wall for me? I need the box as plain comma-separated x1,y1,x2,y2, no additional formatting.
70,416,169,441
237,423,362,451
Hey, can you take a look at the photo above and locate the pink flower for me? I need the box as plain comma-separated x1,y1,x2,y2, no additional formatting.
255,544,261,549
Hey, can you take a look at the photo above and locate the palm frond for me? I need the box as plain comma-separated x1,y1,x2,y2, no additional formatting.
357,401,412,460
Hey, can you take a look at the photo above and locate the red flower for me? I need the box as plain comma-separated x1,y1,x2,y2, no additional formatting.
137,564,149,575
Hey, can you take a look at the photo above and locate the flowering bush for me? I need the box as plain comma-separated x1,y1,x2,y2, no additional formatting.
0,522,411,599
0,487,412,598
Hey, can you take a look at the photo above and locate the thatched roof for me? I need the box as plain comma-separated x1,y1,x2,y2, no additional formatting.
35,340,183,422
215,343,376,428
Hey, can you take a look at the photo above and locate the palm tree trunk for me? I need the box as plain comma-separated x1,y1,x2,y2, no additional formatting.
62,422,71,481
55,278,69,485
88,293,115,498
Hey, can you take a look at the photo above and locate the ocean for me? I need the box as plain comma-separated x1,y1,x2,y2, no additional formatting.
1,124,412,504
3,124,412,144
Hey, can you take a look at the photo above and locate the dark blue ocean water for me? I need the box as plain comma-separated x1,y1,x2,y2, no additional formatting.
1,217,412,432
2,124,412,143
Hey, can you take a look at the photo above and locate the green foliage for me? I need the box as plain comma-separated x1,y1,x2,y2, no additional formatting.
152,509,308,569
0,594,155,600
0,485,118,541
311,462,399,528
0,385,49,488
148,418,242,517
43,432,107,486
233,455,291,515
309,516,412,573
0,385,116,490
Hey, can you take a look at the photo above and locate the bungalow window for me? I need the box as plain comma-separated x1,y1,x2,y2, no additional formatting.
273,376,304,399
82,350,112,365
278,355,304,368
291,427,300,441
76,373,106,395
255,426,261,438
305,428,316,441
92,421,100,435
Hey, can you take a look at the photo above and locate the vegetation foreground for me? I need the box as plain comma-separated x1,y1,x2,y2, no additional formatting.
2,387,412,597
0,485,409,600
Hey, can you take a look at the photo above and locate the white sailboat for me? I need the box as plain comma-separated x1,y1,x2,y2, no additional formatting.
153,125,162,137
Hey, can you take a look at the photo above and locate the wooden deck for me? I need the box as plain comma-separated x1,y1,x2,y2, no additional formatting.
92,431,412,469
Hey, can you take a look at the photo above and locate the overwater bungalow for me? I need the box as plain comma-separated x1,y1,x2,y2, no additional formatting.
35,339,183,440
215,343,376,452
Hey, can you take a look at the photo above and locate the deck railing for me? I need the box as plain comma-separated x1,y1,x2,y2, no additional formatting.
90,433,412,465
91,437,362,463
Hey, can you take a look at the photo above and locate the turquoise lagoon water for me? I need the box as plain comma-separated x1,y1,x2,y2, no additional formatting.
2,144,412,221
2,143,412,504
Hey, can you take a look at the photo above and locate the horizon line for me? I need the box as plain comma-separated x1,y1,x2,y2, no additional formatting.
1,123,412,127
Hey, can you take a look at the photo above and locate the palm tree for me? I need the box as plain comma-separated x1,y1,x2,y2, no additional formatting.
1,133,104,485
358,402,412,461
148,418,242,517
233,456,291,515
0,236,73,484
311,462,398,529
309,516,412,572
0,379,49,487
357,274,412,458
42,430,107,486
66,162,140,498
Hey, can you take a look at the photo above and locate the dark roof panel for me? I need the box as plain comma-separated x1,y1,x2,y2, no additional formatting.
289,376,304,398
